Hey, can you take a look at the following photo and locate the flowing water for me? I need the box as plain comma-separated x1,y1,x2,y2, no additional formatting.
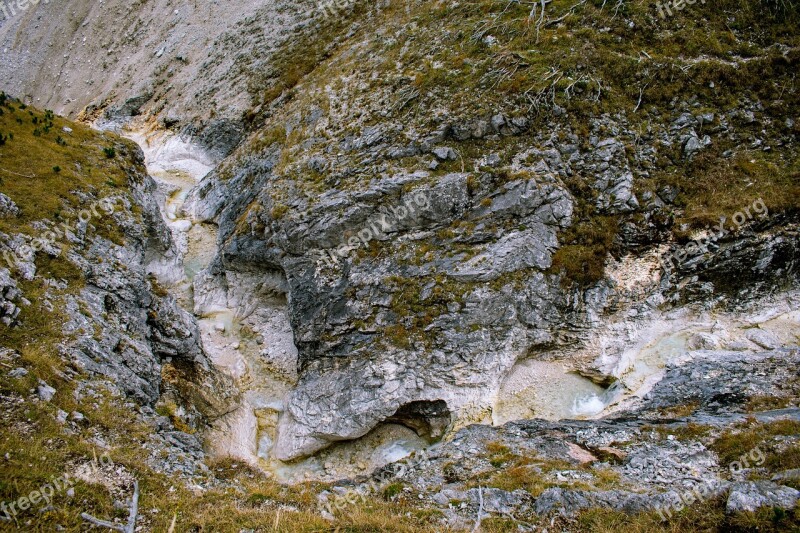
493,360,620,425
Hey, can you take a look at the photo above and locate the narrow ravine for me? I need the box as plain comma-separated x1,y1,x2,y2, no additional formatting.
122,129,431,482
119,128,800,483
121,129,296,469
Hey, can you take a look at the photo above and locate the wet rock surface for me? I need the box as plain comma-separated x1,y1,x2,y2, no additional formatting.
337,348,800,525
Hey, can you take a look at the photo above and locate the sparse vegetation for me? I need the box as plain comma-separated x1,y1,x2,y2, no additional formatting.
745,395,796,412
0,98,134,239
570,497,800,533
233,0,800,288
1,0,799,528
645,422,714,442
710,419,800,472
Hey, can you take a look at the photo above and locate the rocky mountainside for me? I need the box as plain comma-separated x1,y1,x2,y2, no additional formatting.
0,0,322,159
0,0,799,531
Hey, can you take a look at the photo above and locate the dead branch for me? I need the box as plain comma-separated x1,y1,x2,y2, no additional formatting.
633,82,649,113
471,485,484,533
545,0,588,27
80,514,126,532
81,479,139,533
0,168,35,179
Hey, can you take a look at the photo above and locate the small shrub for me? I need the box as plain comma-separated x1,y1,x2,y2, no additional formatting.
383,482,404,500
270,203,289,219
103,147,116,158
52,166,61,173
485,442,515,467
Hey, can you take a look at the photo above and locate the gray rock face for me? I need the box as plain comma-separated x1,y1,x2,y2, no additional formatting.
664,223,800,303
0,0,320,149
1,141,236,421
683,133,712,158
451,225,559,281
534,488,662,516
55,158,182,404
467,487,532,515
585,137,639,213
687,332,721,351
8,367,27,378
726,481,800,513
250,171,579,459
187,118,245,160
0,267,27,326
189,151,593,460
745,329,781,350
186,99,799,461
147,294,205,364
622,439,718,487
37,381,57,402
641,349,800,415
433,146,457,161
0,193,19,218
342,348,800,524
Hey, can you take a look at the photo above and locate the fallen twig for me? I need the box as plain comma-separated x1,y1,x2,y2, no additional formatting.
633,82,649,113
545,0,588,27
81,479,139,533
471,485,484,533
0,168,35,179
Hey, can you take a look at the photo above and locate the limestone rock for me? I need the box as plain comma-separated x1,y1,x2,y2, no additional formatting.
726,482,800,513
0,193,19,218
